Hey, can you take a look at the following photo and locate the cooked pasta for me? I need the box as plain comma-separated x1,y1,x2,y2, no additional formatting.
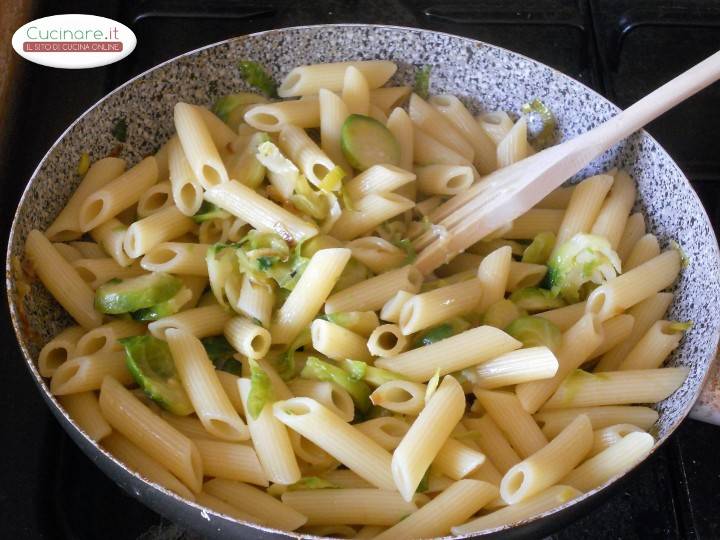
27,59,693,534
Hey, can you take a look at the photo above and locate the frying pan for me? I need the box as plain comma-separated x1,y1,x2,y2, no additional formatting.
6,25,720,539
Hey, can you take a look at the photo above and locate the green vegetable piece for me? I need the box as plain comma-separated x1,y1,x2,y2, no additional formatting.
414,66,431,100
521,98,556,148
505,316,562,353
339,359,407,387
206,244,241,306
201,335,242,375
509,287,567,313
392,238,417,265
547,233,621,302
522,232,556,265
95,273,182,314
341,114,400,171
416,466,431,493
333,258,371,293
120,335,194,415
318,166,346,192
212,92,267,123
230,132,271,189
300,235,343,258
670,240,690,268
268,328,311,381
192,201,231,223
301,356,372,412
288,477,340,491
482,299,527,329
413,318,470,348
667,321,693,333
132,287,190,322
77,152,90,176
290,173,328,220
112,118,127,142
237,60,278,98
247,359,274,419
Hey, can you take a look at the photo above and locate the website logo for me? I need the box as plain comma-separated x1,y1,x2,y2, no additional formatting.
12,14,136,69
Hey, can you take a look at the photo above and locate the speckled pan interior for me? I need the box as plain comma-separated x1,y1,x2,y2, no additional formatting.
6,24,720,538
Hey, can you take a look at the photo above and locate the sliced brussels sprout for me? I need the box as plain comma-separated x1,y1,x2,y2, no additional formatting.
201,335,242,375
120,335,194,415
412,318,470,348
301,356,371,412
339,359,407,387
509,287,567,313
547,233,621,302
95,273,183,314
192,201,232,223
522,232,556,265
246,359,274,419
505,316,562,353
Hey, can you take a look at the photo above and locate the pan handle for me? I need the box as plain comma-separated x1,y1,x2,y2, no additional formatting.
690,348,720,425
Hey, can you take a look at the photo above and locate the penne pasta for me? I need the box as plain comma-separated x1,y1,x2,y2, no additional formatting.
25,230,103,328
561,432,654,491
141,242,210,276
46,157,127,241
278,60,397,97
624,233,660,271
282,489,418,526
204,180,318,242
452,485,581,534
99,376,203,493
500,414,592,504
311,318,371,362
543,367,689,409
136,180,173,218
465,347,559,390
391,376,466,501
474,390,548,459
149,304,232,340
366,324,408,356
590,170,636,249
346,236,407,274
616,212,646,262
344,164,415,200
174,102,229,189
194,438,268,486
272,248,351,344
375,325,521,382
166,329,249,441
429,94,496,174
273,397,395,490
79,156,158,232
370,380,426,415
51,350,133,395
224,316,271,360
462,416,521,474
534,405,660,438
331,192,414,241
515,314,603,413
167,136,204,216
204,478,307,531
586,250,681,321
103,432,196,501
398,278,483,335
237,378,301,485
325,265,422,314
38,326,85,377
555,174,614,246
342,65,371,115
89,218,133,267
59,391,112,442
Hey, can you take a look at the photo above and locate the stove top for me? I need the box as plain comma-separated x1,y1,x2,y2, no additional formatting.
1,1,719,538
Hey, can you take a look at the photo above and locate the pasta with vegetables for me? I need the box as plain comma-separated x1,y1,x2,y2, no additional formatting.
26,58,690,538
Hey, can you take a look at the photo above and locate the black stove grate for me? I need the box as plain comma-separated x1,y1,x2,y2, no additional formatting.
1,1,719,539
